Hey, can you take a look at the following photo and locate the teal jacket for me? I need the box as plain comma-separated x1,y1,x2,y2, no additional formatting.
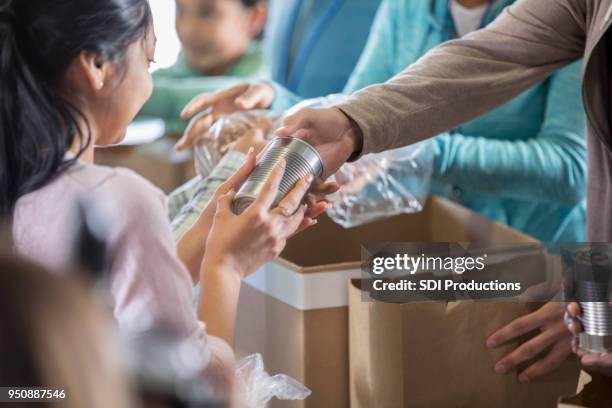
264,0,381,99
139,42,269,134
273,0,587,242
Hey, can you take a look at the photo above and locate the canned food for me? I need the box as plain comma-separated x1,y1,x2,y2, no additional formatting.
232,137,324,215
571,250,612,353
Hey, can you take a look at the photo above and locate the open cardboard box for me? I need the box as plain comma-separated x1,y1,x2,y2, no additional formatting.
95,138,194,194
235,196,545,408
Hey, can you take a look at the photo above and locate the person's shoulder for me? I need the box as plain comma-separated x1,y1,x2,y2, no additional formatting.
66,162,166,211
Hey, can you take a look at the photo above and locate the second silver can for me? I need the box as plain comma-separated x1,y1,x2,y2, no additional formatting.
232,137,324,215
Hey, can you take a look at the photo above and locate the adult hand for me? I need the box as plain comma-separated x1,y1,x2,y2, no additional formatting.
486,302,572,383
203,159,320,279
566,302,612,369
275,107,364,179
176,82,276,150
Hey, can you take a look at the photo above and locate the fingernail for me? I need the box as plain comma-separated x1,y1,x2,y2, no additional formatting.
306,175,314,183
486,339,497,348
518,374,529,384
494,363,506,374
247,146,255,155
311,219,318,226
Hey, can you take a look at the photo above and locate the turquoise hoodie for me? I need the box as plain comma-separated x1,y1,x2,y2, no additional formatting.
272,0,587,242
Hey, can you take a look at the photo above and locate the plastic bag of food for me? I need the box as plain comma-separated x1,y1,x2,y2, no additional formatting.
235,354,311,408
288,94,433,227
193,94,347,177
194,110,282,177
327,141,435,228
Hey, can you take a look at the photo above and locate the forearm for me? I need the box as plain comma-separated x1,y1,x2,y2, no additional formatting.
434,132,586,206
198,261,242,346
141,76,244,133
168,176,202,221
176,213,211,283
338,0,585,156
172,151,246,240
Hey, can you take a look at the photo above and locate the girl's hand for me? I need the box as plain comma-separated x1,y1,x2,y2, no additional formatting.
196,158,327,345
203,159,319,279
178,144,258,282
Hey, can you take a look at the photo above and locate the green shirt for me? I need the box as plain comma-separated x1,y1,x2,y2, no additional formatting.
139,41,269,134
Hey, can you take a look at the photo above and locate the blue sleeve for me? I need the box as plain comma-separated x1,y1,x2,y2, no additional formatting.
268,81,304,113
269,0,394,112
434,60,587,207
343,0,396,94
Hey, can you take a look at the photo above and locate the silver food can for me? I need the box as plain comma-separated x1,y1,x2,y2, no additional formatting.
571,250,612,353
232,137,324,215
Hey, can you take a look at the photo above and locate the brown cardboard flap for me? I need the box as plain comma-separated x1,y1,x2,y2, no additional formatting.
280,196,536,274
557,374,612,408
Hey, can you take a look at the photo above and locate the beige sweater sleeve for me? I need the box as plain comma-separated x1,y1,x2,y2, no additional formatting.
337,0,587,156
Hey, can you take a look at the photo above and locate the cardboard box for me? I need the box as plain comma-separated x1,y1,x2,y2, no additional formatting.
349,279,581,407
95,138,194,194
236,196,558,407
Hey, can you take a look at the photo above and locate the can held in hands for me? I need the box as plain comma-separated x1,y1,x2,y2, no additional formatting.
232,137,324,215
571,250,612,354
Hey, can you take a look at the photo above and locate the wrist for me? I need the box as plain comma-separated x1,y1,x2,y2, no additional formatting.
201,252,245,284
336,108,364,162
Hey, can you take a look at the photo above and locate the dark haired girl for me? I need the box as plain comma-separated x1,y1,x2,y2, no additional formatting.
1,0,323,386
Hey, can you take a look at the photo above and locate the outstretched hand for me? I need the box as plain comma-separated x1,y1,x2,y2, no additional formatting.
275,107,364,180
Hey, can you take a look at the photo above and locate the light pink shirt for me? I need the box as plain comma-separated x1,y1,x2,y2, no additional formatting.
13,160,212,365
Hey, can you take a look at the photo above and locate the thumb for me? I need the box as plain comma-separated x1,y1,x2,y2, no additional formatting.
275,109,311,137
217,188,237,214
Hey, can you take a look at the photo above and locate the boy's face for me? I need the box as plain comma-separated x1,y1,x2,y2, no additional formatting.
175,0,265,75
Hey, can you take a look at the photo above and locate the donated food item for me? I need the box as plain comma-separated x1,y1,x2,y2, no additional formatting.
194,110,281,177
232,137,323,214
569,249,612,353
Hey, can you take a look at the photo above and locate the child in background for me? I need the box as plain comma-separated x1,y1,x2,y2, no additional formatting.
139,0,269,133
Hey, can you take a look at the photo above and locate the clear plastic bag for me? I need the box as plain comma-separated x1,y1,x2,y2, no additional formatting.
193,93,433,228
194,110,282,177
289,93,434,228
235,353,311,408
193,94,346,177
327,141,435,228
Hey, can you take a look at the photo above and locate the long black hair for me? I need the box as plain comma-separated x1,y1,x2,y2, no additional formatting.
0,0,152,220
